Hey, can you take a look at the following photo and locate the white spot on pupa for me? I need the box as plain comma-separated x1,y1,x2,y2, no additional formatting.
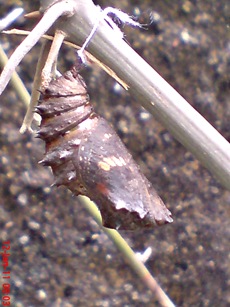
98,161,111,171
59,150,70,159
112,156,126,166
68,171,75,181
78,117,96,131
115,199,127,210
103,156,126,167
103,157,116,167
71,138,81,145
104,133,112,139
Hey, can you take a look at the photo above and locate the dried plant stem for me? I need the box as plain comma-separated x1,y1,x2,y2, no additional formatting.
40,30,66,90
20,40,51,133
0,0,76,96
20,31,66,133
3,29,129,90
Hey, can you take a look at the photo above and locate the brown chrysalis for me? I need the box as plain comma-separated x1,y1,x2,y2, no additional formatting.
36,64,173,230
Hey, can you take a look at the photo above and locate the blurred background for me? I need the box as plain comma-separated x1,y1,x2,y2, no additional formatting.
0,0,229,306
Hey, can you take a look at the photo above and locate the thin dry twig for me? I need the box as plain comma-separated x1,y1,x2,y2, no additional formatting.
19,40,51,133
0,0,76,96
20,31,66,133
40,30,66,90
3,29,129,90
